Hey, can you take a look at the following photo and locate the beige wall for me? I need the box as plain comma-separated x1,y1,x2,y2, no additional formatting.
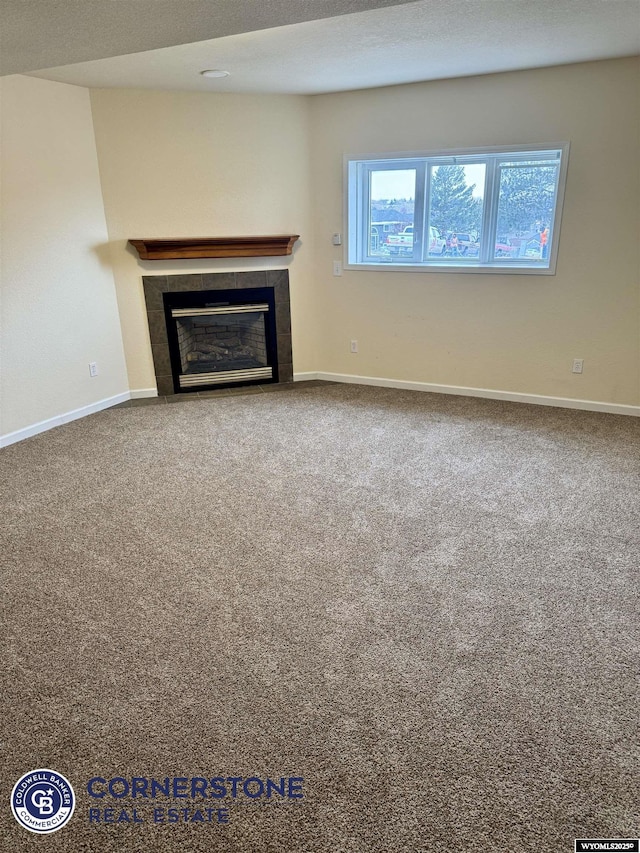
309,58,640,405
89,90,315,392
0,75,128,438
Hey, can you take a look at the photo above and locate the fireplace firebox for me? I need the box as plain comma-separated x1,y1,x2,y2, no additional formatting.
164,287,278,393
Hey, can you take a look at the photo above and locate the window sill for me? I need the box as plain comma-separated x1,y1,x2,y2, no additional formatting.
344,261,556,275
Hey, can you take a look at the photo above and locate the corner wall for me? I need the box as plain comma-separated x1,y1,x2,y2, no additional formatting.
0,75,128,441
309,58,640,407
89,90,315,394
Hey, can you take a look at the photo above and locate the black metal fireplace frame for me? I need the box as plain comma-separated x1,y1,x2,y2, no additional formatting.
163,287,279,394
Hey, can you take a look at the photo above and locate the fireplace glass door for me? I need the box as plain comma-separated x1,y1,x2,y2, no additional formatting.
164,288,278,392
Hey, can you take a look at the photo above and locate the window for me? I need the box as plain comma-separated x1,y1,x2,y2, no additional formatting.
346,144,569,273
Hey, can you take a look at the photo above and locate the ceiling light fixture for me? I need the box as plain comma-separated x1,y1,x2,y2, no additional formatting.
200,69,230,79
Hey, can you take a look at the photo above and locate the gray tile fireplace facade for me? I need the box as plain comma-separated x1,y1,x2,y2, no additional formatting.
142,270,292,396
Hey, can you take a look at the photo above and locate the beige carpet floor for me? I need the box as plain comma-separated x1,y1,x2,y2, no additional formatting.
1,383,638,852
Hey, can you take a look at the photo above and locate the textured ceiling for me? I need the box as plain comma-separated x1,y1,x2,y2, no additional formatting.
24,0,640,95
0,0,418,76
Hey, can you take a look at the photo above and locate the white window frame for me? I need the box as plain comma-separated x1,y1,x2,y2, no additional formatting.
344,143,570,275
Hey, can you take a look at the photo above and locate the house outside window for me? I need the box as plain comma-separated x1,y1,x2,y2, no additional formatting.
346,143,569,274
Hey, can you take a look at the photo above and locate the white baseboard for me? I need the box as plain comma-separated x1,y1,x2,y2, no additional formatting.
3,375,636,449
130,388,158,399
296,371,640,417
0,391,132,448
293,373,321,382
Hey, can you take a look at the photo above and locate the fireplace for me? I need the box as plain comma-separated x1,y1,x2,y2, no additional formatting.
142,270,292,396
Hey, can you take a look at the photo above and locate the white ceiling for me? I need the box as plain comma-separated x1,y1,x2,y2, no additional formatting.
16,0,640,95
0,0,418,76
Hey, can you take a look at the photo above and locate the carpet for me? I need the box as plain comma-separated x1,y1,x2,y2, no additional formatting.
1,383,638,852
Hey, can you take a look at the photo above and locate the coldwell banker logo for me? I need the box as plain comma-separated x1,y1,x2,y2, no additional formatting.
10,769,75,834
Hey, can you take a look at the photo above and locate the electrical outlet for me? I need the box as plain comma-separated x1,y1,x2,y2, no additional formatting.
333,260,342,277
350,340,358,353
572,358,584,374
89,362,98,377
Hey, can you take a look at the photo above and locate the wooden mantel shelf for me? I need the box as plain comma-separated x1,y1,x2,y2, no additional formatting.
129,235,299,260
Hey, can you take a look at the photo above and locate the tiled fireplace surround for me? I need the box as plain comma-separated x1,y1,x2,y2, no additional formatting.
143,270,292,396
